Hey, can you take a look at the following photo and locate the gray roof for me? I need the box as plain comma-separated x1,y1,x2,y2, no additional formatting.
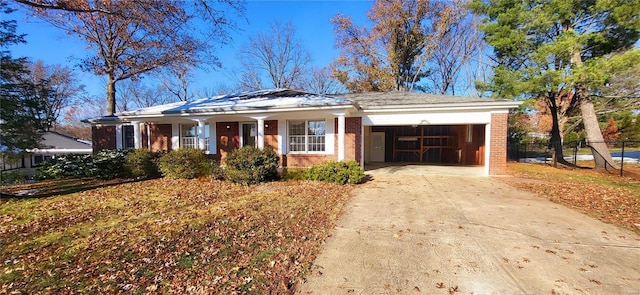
342,92,515,109
41,132,92,149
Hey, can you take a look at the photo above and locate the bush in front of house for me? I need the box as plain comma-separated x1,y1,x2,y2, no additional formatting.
35,150,129,180
158,149,211,179
306,161,365,185
224,146,279,185
125,148,161,179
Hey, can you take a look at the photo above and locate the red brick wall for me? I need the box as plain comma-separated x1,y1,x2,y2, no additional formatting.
283,154,337,168
489,113,508,175
148,124,172,152
92,126,116,152
216,122,239,163
345,117,362,164
264,120,278,150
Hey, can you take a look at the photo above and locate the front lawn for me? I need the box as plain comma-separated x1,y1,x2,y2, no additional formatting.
0,178,352,294
502,162,640,233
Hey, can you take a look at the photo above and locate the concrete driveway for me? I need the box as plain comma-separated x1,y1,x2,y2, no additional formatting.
297,174,640,294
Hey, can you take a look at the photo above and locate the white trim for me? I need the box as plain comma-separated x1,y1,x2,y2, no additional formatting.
484,123,491,176
257,119,265,149
132,121,141,149
197,119,206,150
337,114,345,161
115,125,123,150
171,123,179,150
360,122,365,168
26,149,92,154
209,120,217,154
278,119,286,154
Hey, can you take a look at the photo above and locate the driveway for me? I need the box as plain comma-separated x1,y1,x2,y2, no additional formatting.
297,174,640,294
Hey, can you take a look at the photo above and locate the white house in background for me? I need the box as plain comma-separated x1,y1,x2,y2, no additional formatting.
1,131,93,172
86,89,521,176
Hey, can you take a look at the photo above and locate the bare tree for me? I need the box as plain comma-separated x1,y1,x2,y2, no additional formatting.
21,60,84,130
237,21,311,90
116,79,172,111
300,67,346,94
424,3,483,95
160,65,196,102
20,0,243,116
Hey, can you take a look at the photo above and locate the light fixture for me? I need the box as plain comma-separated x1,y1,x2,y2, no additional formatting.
265,123,269,128
226,125,230,129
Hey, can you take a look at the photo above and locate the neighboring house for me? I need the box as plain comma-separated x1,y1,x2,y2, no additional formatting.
1,131,93,172
86,89,521,175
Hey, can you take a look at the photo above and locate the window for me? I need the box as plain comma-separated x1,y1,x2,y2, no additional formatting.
32,155,53,167
288,120,326,152
122,125,135,149
180,123,210,150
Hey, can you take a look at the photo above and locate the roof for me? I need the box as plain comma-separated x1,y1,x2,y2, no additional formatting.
86,89,521,124
341,92,521,110
39,131,92,150
119,88,353,117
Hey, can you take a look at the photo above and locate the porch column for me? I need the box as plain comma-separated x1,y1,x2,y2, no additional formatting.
209,119,217,154
115,124,123,150
132,121,141,149
197,118,206,150
257,118,265,149
338,114,345,161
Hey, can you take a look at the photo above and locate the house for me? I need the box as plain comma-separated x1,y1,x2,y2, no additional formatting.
1,131,93,172
86,89,521,176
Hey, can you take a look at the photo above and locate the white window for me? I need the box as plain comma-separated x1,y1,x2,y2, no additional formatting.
288,120,326,152
180,123,209,149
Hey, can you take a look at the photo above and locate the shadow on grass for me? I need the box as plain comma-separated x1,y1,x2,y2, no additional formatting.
0,177,157,199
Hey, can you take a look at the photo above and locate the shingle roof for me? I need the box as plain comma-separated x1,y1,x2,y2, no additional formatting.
341,92,512,109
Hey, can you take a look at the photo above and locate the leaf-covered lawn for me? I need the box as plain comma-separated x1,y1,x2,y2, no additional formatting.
0,178,352,294
502,162,640,233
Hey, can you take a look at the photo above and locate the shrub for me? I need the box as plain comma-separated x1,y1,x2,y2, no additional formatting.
281,168,308,181
224,146,279,185
125,149,160,179
0,171,29,185
158,149,211,179
91,150,129,179
35,150,129,180
306,161,365,185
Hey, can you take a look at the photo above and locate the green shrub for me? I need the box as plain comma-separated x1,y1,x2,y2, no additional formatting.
91,150,129,179
281,168,308,181
158,149,211,179
125,149,160,179
224,146,279,185
0,171,29,185
306,161,365,185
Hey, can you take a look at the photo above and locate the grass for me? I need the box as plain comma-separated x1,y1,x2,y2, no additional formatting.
0,178,353,294
503,162,640,233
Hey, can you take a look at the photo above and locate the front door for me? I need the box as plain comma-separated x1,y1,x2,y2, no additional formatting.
241,122,256,147
371,132,385,162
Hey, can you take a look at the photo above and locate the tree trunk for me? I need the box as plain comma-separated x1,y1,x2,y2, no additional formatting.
106,74,116,116
579,94,619,170
548,96,571,166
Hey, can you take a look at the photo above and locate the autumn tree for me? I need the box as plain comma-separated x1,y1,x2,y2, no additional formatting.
19,0,243,116
331,0,454,92
237,21,310,91
471,0,640,169
601,117,620,145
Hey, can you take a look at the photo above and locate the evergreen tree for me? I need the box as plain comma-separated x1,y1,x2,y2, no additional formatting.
0,1,43,152
471,0,640,169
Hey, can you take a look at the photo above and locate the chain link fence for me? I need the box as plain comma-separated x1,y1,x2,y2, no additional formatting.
508,140,640,176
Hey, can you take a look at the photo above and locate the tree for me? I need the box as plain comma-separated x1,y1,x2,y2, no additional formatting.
116,79,173,111
471,0,640,169
424,2,483,95
300,67,346,94
331,0,453,92
20,60,84,130
237,21,310,91
20,0,243,116
0,1,42,151
601,117,620,145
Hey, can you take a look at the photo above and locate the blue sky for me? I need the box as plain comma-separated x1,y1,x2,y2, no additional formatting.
9,0,374,99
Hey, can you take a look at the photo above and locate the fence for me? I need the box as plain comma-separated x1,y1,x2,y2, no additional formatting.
508,140,640,176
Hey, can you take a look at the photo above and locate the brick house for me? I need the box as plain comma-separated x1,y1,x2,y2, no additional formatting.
87,89,520,176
